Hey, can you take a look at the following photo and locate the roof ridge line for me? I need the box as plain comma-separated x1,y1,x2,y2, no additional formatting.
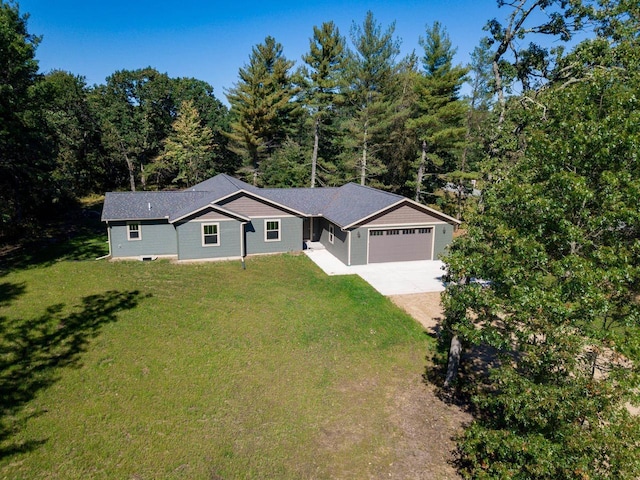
343,182,404,199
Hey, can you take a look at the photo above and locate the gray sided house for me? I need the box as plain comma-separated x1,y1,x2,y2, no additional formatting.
101,174,460,265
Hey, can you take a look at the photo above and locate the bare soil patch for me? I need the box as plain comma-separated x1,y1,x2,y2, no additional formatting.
390,292,445,333
388,375,471,479
387,292,471,479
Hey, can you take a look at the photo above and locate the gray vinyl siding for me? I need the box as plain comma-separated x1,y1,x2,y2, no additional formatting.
245,216,303,254
349,227,368,265
319,218,349,265
433,223,454,259
175,220,242,260
109,220,177,257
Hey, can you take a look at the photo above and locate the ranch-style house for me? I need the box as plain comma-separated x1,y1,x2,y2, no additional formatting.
101,174,460,265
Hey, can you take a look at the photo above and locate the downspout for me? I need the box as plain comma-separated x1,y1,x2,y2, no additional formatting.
240,222,247,269
347,230,352,266
107,223,112,257
96,222,112,260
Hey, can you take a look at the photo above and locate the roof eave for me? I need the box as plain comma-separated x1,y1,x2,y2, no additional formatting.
169,203,250,223
103,216,169,223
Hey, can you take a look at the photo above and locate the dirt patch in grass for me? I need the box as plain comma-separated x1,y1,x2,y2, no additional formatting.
389,292,445,334
388,375,471,479
386,292,471,479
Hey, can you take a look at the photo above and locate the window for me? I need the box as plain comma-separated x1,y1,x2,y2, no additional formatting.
202,223,219,246
386,229,400,236
127,222,141,241
329,224,334,244
265,220,280,242
402,229,416,235
370,230,383,236
417,228,432,234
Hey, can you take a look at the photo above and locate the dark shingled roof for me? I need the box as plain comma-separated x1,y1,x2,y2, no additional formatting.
188,174,257,195
321,183,404,227
102,174,459,227
259,187,340,216
101,191,214,221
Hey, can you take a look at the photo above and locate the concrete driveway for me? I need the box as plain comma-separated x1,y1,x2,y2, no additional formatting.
304,248,447,295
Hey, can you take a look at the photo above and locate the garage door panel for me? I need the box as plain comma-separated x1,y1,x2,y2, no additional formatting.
368,228,433,263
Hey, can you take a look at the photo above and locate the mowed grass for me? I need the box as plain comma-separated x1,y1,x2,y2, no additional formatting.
0,248,430,479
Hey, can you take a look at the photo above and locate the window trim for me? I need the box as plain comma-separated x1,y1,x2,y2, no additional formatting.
329,224,335,244
264,219,281,242
201,222,220,247
127,222,141,241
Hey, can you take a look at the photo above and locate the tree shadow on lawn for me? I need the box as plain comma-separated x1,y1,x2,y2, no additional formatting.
0,289,148,459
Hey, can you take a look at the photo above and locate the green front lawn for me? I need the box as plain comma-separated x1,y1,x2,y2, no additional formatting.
0,248,430,479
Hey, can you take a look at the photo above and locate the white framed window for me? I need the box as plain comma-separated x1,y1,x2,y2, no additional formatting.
127,222,141,241
265,219,280,242
202,223,220,246
329,224,335,244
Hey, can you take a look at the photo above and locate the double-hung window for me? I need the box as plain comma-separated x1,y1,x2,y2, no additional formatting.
127,222,141,241
265,220,280,242
202,223,220,246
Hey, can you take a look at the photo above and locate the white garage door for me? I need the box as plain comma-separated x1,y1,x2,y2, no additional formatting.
368,227,433,263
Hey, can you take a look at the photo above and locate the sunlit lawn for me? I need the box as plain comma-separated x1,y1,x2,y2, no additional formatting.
0,237,430,478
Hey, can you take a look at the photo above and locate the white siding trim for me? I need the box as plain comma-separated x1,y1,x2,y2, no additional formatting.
264,219,281,242
201,222,220,247
127,222,142,241
363,221,449,228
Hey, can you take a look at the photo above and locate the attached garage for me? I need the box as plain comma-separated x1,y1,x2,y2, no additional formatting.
368,227,433,263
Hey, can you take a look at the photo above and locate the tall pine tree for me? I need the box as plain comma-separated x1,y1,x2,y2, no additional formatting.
225,36,299,186
149,99,214,188
301,21,348,187
342,11,400,186
406,22,468,213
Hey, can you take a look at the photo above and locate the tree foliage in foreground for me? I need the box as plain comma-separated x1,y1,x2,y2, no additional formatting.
441,28,640,479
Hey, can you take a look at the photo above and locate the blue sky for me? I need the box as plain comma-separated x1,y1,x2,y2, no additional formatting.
21,0,505,103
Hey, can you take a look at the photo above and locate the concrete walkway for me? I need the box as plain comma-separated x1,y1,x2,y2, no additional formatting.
303,247,447,295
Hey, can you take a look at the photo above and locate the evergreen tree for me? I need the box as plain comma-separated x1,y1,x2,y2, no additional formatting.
225,36,299,186
150,99,214,188
170,77,239,177
301,21,348,187
406,22,468,214
342,11,401,186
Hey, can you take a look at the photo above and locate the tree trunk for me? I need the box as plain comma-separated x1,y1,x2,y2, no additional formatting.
360,124,368,186
122,148,136,192
415,140,426,202
444,334,462,389
311,117,319,188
